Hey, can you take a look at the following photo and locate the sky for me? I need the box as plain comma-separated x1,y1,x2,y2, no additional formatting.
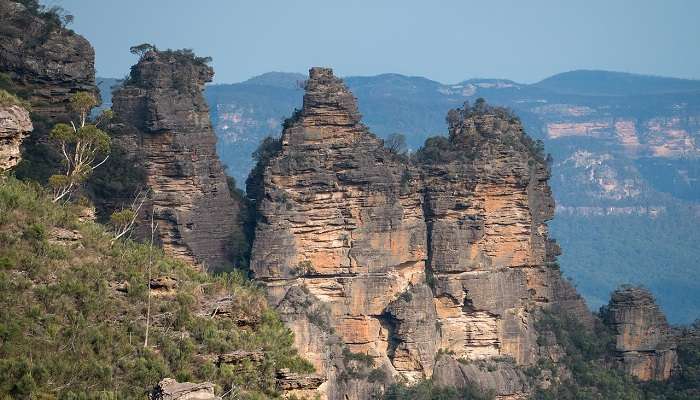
48,0,700,84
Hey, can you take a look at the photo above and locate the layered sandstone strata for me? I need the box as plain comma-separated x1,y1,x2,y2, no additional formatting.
249,68,592,399
0,0,99,121
422,101,592,369
150,378,220,400
249,67,428,398
112,50,238,269
602,286,677,381
0,105,32,171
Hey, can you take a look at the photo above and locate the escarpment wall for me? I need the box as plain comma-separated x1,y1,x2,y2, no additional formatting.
0,0,99,182
0,0,99,121
111,50,238,270
249,68,593,399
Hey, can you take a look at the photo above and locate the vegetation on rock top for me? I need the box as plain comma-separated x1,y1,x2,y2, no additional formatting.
415,99,547,165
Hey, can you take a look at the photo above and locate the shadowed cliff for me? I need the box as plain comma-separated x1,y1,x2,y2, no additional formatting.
111,49,240,270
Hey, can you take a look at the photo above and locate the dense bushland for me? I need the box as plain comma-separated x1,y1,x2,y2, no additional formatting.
382,379,494,400
532,309,700,400
0,177,312,399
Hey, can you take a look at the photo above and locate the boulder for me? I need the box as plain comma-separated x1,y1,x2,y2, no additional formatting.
0,104,32,171
150,378,219,400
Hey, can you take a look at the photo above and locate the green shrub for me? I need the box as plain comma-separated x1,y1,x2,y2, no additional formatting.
0,89,31,110
383,379,493,400
531,309,644,400
368,368,387,383
343,348,374,367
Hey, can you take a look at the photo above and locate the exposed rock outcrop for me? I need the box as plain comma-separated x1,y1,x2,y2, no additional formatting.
0,0,99,184
602,286,677,381
276,368,325,398
0,0,99,121
432,356,528,400
422,101,594,372
0,104,32,171
111,50,239,269
249,67,427,399
150,378,220,400
217,350,265,366
248,68,593,399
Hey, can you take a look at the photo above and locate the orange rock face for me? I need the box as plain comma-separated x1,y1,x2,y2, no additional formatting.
602,287,678,381
614,119,641,151
546,121,610,139
249,69,592,399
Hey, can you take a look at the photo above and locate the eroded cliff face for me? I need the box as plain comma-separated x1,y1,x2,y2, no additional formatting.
0,0,100,185
0,1,98,121
422,103,594,369
0,105,32,171
249,68,592,399
249,67,428,398
111,51,238,270
602,287,677,381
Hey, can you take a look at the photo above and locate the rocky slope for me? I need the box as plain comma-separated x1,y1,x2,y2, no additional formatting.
249,68,593,399
0,177,315,399
111,50,239,270
0,104,32,171
603,286,678,381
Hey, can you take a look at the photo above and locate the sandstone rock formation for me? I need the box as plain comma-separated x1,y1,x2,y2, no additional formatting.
0,0,99,121
0,104,32,171
276,368,325,398
0,0,99,185
249,68,593,399
150,378,220,400
602,286,677,381
432,356,528,399
111,50,239,269
422,101,596,373
249,67,428,399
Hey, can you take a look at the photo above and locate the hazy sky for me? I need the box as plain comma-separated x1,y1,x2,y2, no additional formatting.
49,0,700,84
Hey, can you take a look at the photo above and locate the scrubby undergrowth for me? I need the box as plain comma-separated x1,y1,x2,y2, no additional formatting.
0,177,312,399
0,89,31,109
532,309,700,400
382,379,494,400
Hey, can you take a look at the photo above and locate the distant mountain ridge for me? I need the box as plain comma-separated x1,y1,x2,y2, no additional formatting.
534,69,700,96
242,71,306,89
219,69,700,95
